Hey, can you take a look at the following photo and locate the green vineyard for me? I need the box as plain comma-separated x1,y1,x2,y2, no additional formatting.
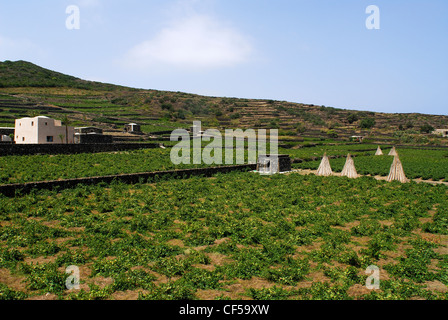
1,172,447,300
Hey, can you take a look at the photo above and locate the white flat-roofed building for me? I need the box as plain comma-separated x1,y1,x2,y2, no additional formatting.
432,129,448,138
14,116,74,144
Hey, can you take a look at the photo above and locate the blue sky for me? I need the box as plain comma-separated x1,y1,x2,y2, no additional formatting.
0,0,447,115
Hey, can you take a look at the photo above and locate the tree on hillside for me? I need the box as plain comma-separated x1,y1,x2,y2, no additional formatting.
360,118,376,129
419,123,434,134
347,113,359,124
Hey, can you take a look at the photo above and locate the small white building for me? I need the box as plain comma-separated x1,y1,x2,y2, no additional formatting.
0,127,14,142
124,123,141,134
350,135,364,142
14,116,75,144
432,129,448,138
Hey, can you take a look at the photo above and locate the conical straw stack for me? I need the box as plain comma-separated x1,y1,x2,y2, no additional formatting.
388,146,398,156
387,155,408,183
375,146,383,156
341,154,358,179
316,153,333,176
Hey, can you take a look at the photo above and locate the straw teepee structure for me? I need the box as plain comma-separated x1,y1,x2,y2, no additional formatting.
388,146,398,156
341,154,358,179
387,155,408,183
375,146,383,156
316,153,333,176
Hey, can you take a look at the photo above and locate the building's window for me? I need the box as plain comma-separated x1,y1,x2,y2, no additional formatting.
46,136,53,143
31,122,34,126
45,122,48,126
22,137,25,142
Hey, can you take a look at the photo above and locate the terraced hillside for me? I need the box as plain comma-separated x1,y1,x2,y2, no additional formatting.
1,60,447,145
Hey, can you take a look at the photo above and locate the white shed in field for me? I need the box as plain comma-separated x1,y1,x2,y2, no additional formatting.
14,116,74,144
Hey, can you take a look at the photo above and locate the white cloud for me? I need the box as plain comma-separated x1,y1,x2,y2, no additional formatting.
123,13,253,71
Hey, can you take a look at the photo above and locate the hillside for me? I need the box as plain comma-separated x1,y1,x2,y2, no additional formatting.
0,60,447,145
0,60,126,91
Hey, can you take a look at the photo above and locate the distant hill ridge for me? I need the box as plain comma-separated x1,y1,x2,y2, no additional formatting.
0,60,447,145
0,60,125,90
